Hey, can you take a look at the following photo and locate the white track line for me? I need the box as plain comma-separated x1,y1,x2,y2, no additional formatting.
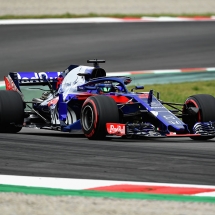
0,18,122,25
0,16,215,25
1,175,215,190
194,191,215,197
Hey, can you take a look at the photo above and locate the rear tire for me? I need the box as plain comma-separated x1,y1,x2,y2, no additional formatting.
183,94,215,140
81,95,119,140
0,90,24,133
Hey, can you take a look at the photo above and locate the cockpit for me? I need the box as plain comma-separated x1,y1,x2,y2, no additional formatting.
59,59,132,97
77,76,132,94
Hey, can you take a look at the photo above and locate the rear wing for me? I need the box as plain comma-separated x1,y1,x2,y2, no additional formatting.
4,71,63,94
5,63,79,88
15,71,62,85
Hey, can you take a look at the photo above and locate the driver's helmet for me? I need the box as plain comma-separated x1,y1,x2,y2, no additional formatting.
100,86,113,93
99,82,116,93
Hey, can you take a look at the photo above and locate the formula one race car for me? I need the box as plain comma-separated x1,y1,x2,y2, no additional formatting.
2,59,215,140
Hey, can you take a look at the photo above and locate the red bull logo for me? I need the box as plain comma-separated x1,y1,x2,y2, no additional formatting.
106,123,126,136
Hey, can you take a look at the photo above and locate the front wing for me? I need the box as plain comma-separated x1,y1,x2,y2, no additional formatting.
106,122,215,138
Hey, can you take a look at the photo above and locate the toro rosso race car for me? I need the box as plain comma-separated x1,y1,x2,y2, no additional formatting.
2,59,215,140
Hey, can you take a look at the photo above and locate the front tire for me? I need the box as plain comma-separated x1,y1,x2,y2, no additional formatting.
0,90,24,133
81,95,119,140
183,94,215,140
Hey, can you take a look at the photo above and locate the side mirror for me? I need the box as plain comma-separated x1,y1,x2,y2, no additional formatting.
131,86,144,92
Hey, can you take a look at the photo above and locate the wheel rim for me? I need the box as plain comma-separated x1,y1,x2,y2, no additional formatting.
82,105,94,131
185,99,201,122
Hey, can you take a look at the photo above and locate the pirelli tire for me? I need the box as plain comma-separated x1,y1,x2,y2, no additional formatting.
81,95,119,140
183,94,215,140
0,90,24,133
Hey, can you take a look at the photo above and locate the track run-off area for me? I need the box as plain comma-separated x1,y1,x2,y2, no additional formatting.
0,19,215,210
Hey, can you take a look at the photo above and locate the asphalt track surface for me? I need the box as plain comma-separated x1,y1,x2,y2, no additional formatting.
0,22,215,185
1,22,215,75
0,128,215,185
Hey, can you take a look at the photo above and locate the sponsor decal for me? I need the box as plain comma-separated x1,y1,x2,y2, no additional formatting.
163,115,184,125
106,123,126,136
17,72,62,82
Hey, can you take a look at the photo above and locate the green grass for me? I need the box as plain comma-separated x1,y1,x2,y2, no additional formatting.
129,80,215,103
0,13,214,19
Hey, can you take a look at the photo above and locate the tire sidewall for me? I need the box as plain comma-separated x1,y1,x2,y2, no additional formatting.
0,91,24,133
183,94,215,140
81,98,99,138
